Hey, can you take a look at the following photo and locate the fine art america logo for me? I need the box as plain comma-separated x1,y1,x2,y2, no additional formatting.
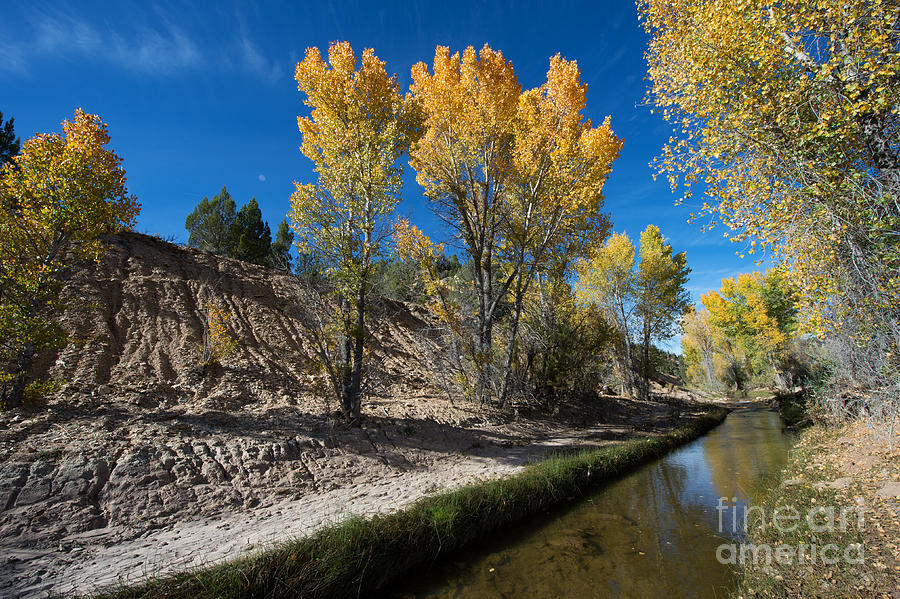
715,497,866,565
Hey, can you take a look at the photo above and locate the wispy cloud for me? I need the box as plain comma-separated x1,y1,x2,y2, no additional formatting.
1,9,283,81
0,41,27,74
2,12,203,75
237,35,284,82
587,47,628,83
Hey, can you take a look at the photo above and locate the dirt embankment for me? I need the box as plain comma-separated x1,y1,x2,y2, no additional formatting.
0,232,708,598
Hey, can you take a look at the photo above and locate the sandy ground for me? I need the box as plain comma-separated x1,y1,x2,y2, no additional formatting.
2,394,695,598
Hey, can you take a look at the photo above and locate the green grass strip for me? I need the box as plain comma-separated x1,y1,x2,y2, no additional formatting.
93,407,727,599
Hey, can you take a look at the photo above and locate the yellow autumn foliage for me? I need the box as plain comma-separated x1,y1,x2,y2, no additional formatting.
201,301,238,367
407,45,622,403
0,109,139,408
641,0,900,334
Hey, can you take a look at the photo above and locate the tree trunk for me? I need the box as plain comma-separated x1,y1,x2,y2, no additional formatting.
473,257,494,405
478,313,493,404
348,278,366,423
3,343,34,410
621,335,635,398
339,300,354,421
497,284,525,407
771,359,786,392
641,322,651,401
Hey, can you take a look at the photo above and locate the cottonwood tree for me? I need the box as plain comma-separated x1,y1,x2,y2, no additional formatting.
497,55,621,403
703,270,798,389
576,226,689,398
681,308,718,389
575,232,638,395
0,109,139,408
290,41,418,423
635,225,690,399
409,45,621,404
641,0,900,413
408,46,519,404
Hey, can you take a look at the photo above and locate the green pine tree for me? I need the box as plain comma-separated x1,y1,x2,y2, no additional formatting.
228,198,271,266
269,219,294,271
185,187,237,254
0,112,20,170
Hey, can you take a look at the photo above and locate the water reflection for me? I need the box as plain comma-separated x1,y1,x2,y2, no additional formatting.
703,410,789,506
388,409,792,599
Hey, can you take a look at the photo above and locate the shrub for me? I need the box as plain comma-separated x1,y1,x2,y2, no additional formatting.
201,301,238,367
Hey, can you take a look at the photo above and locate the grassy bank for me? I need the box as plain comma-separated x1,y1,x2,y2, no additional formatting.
92,407,726,599
734,425,897,598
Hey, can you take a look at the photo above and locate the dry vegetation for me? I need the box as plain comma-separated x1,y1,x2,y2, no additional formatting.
736,423,900,598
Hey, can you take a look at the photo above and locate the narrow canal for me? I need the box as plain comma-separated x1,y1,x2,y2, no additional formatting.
389,408,793,599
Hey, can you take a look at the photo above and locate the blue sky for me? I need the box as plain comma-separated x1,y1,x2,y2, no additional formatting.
1,1,763,330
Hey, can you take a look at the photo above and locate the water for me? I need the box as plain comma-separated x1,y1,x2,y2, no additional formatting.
389,409,792,599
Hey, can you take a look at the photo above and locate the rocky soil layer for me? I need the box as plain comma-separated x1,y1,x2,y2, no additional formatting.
1,389,697,598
